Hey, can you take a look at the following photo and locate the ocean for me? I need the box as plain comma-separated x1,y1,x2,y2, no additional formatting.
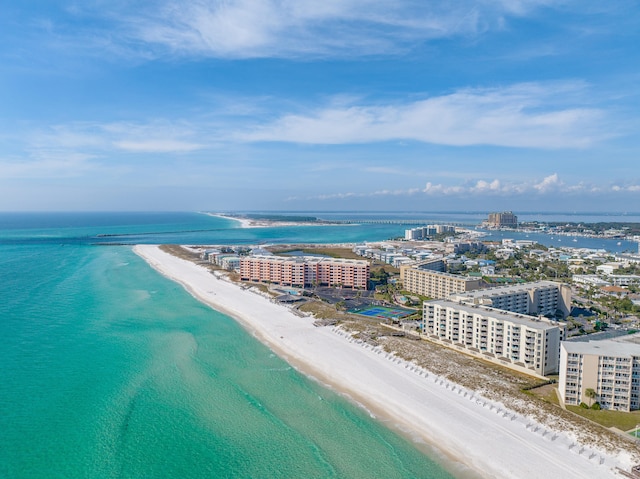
0,211,635,478
0,212,461,479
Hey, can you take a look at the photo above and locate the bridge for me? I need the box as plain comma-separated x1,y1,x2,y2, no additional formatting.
331,219,468,226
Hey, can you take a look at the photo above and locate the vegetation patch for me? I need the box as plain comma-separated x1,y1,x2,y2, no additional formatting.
526,383,560,406
565,406,640,431
159,244,200,261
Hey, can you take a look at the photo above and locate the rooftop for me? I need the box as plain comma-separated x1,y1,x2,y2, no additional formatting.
562,333,640,357
425,299,560,330
244,255,369,266
453,280,564,298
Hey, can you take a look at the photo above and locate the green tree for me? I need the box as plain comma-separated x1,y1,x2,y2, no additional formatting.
585,388,597,407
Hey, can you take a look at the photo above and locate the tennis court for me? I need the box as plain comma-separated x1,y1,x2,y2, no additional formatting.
348,305,416,320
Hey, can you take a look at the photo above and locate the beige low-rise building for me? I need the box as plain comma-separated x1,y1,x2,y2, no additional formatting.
422,300,565,376
400,265,483,299
559,335,640,411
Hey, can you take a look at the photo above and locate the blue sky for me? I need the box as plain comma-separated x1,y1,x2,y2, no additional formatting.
1,1,639,212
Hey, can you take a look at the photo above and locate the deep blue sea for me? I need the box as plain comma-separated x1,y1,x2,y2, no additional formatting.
0,211,636,479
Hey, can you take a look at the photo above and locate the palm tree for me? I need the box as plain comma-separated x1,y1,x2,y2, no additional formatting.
585,388,597,407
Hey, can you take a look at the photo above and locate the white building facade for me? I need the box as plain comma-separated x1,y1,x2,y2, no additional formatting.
559,335,640,411
421,300,566,376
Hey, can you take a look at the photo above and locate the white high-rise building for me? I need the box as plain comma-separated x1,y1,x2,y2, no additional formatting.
559,334,640,411
422,300,566,376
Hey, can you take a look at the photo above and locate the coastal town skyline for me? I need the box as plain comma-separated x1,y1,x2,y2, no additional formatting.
1,2,639,212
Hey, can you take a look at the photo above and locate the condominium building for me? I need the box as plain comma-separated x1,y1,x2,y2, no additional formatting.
422,300,566,376
405,227,426,240
559,335,640,411
444,241,486,255
399,266,483,299
609,275,640,287
404,225,454,240
572,274,611,288
218,255,241,271
414,258,446,272
239,255,370,289
449,281,571,319
487,211,518,228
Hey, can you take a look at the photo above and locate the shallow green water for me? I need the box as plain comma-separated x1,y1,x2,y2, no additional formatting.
0,216,459,478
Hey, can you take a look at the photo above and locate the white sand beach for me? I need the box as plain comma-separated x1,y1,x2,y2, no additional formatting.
206,213,307,228
205,212,350,229
134,245,633,479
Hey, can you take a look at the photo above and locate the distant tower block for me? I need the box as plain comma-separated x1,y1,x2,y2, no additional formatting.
487,211,518,228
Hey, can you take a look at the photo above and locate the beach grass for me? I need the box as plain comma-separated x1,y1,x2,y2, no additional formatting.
526,384,561,406
566,406,640,431
160,244,200,260
299,300,343,319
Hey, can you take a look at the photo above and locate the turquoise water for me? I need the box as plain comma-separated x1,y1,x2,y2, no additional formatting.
0,212,409,246
0,211,634,252
0,214,460,479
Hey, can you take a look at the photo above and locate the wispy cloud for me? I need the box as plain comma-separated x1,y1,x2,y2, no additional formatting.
241,82,607,148
113,0,561,59
101,121,206,152
0,119,209,179
112,139,203,153
0,150,100,179
29,120,207,153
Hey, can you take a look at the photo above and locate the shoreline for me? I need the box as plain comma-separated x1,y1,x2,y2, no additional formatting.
204,212,359,230
134,244,631,479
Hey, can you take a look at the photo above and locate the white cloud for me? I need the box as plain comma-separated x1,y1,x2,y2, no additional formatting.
296,173,640,201
471,179,502,193
240,82,606,148
422,173,573,196
533,173,562,192
611,184,640,193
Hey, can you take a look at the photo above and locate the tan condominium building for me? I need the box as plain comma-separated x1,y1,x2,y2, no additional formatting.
450,281,571,319
239,255,370,289
422,300,566,376
559,335,640,411
487,211,518,228
400,265,483,299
